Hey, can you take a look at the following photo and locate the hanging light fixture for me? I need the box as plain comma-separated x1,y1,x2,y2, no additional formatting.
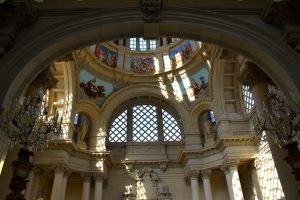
252,85,300,192
0,87,63,151
252,85,300,148
0,87,63,200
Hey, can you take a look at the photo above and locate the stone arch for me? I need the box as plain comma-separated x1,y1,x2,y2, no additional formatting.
100,84,191,133
0,8,299,107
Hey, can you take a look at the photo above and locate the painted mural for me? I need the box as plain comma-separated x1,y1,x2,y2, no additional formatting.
130,57,156,74
79,70,114,108
169,41,193,68
94,44,118,68
170,64,209,103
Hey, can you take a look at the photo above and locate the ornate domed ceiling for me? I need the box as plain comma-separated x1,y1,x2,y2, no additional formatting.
71,37,211,109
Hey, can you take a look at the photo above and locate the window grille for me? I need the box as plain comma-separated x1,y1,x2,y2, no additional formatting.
108,104,182,143
242,85,255,113
150,40,157,50
130,38,136,51
133,105,158,142
139,38,147,51
109,110,128,142
162,109,182,141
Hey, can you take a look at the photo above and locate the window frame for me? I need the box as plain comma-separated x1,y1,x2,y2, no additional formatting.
106,97,183,144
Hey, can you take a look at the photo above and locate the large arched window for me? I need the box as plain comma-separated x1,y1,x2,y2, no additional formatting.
108,101,182,143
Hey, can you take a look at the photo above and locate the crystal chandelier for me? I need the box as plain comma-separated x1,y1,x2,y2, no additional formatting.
0,87,63,151
253,85,300,147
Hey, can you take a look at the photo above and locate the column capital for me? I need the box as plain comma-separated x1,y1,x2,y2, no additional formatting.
239,61,272,89
200,169,212,180
187,170,199,180
81,172,93,181
93,172,104,181
223,159,240,170
53,163,71,176
32,166,42,175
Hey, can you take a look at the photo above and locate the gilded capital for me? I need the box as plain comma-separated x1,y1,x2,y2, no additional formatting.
239,61,272,89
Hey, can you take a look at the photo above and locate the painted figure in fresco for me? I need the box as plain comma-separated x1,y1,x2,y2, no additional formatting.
94,44,117,68
80,78,106,98
190,76,208,98
130,57,155,74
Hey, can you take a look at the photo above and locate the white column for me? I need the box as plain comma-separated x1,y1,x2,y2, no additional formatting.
94,172,104,200
81,173,92,200
221,165,235,200
25,167,40,200
61,168,71,200
51,164,70,200
222,159,244,200
250,160,263,200
31,168,42,200
188,170,200,200
201,169,213,200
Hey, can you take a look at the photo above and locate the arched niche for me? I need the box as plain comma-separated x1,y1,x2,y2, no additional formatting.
73,112,92,150
198,110,217,147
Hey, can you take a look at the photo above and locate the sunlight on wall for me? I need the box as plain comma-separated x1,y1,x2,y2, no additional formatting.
175,52,183,69
95,128,106,151
180,70,195,101
0,150,7,174
231,170,244,200
154,57,160,72
96,159,104,171
158,77,169,99
136,181,147,199
256,133,285,200
163,54,171,71
171,77,183,102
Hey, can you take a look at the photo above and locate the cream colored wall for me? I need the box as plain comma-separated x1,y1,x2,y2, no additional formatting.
65,174,82,200
211,171,230,200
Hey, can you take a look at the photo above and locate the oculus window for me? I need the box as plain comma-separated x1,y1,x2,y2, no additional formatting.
108,104,182,143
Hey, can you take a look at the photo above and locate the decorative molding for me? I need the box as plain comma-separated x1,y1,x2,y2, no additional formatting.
139,0,162,23
200,169,211,180
93,172,104,181
223,159,239,171
81,172,92,181
239,61,273,89
179,136,258,165
187,170,199,180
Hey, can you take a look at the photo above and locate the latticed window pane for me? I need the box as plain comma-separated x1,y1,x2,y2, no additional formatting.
242,85,255,113
109,110,127,142
139,38,147,51
162,109,182,141
132,105,158,142
130,38,136,50
150,40,157,50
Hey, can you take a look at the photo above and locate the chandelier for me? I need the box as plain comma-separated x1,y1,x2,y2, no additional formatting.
0,87,63,151
252,85,300,148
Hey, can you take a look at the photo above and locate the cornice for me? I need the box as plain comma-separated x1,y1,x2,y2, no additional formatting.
179,136,258,165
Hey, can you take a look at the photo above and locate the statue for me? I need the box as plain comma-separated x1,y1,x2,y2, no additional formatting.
77,122,88,142
203,119,212,140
